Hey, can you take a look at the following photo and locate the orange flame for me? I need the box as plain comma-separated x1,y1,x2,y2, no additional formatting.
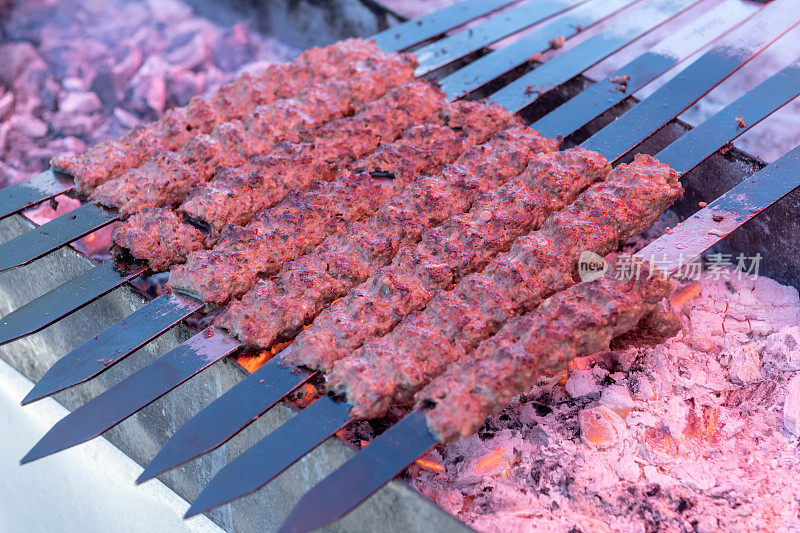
234,350,274,374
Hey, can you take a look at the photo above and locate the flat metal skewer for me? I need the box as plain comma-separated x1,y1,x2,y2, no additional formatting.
0,202,118,272
0,169,74,221
530,0,759,138
20,327,240,465
498,0,701,105
371,0,517,53
20,293,202,405
438,0,639,98
0,261,147,348
413,0,586,76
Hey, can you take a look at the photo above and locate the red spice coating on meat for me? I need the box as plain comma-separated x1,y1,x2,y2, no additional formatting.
166,100,518,299
111,208,207,271
90,55,416,214
52,39,416,193
169,171,393,299
328,154,682,419
107,81,438,263
289,148,610,372
220,126,559,349
115,82,457,272
178,81,445,230
417,262,674,442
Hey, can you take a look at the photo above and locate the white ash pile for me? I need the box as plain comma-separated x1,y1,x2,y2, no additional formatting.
0,0,297,189
408,270,800,532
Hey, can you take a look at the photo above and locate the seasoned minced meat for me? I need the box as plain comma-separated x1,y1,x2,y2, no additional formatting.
328,154,682,419
91,55,416,214
219,126,559,349
167,101,516,300
111,208,207,271
289,148,610,371
178,81,444,230
417,260,674,442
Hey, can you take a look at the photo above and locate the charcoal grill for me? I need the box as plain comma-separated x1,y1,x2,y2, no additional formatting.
2,0,800,531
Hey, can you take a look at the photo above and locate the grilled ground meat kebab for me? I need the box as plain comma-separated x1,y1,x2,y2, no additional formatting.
417,260,674,441
327,154,682,419
51,39,398,193
218,125,559,349
89,53,417,215
112,82,451,270
178,81,444,231
167,101,515,301
288,148,611,370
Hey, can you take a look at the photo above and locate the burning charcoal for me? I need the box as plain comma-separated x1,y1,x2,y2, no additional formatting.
112,107,140,130
129,56,167,115
614,455,641,482
212,24,258,72
8,114,48,138
167,32,210,71
579,405,626,448
46,136,87,158
49,111,102,138
0,42,46,86
762,326,800,372
90,69,122,111
723,333,763,385
0,0,294,195
0,91,14,120
111,43,144,83
783,374,800,437
0,0,12,19
599,385,636,416
565,369,601,399
167,69,206,107
0,161,18,185
58,91,102,115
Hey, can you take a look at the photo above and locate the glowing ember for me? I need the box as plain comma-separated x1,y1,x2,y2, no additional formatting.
579,406,626,449
670,280,702,311
286,383,319,409
415,456,445,473
471,449,511,477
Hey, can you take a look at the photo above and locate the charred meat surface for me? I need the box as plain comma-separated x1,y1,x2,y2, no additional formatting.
111,208,208,272
417,260,674,442
327,155,682,419
51,39,408,193
288,148,611,372
219,125,559,349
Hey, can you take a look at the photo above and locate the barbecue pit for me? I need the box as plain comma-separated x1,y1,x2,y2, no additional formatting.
2,0,800,531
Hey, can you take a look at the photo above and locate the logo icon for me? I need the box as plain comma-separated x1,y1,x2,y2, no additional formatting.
577,251,608,282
